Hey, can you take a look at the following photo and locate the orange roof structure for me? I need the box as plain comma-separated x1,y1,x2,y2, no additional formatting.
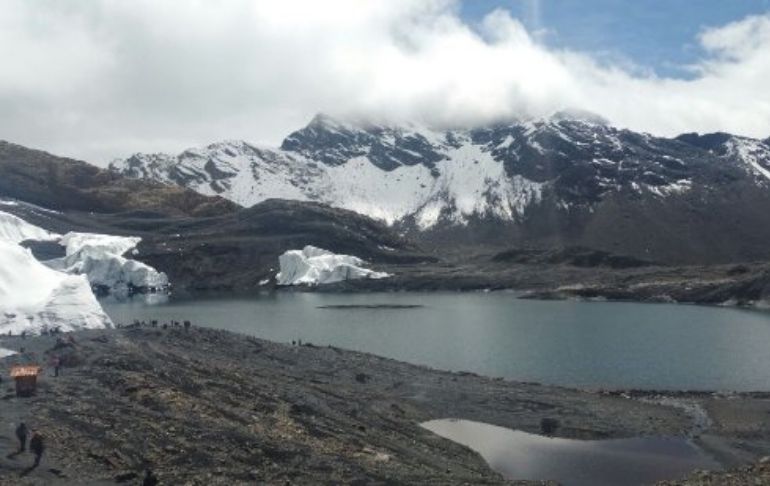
10,365,41,378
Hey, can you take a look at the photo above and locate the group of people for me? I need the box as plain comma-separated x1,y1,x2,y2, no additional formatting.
116,319,192,331
6,325,64,339
13,422,45,468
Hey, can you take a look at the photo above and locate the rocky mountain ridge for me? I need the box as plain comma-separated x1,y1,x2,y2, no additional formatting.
110,113,770,264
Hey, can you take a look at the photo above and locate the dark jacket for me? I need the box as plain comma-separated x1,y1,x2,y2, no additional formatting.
142,469,158,486
15,423,28,441
30,434,44,455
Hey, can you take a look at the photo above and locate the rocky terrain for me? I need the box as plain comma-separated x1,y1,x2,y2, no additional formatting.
658,458,770,485
314,252,770,308
2,327,770,485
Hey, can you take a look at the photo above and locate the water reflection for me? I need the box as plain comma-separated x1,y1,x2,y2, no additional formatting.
421,419,720,486
100,292,169,306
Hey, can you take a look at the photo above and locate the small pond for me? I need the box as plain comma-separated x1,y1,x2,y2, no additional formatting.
421,419,721,485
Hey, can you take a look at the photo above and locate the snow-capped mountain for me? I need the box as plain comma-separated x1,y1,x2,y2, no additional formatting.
110,113,770,233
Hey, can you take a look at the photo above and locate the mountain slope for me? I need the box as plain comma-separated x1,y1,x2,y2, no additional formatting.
0,141,238,217
111,114,770,264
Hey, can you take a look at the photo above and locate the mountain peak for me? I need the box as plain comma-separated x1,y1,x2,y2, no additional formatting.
548,109,609,126
306,113,355,132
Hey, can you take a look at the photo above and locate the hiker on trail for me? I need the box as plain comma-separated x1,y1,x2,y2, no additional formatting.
143,468,158,486
30,431,44,468
15,423,28,452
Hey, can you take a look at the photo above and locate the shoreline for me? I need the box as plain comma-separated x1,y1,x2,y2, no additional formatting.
120,282,770,317
1,327,769,484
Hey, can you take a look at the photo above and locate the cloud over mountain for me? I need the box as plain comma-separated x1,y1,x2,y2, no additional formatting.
1,0,769,162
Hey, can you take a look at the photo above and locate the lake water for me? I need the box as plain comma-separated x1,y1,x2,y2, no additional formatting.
102,292,770,391
421,419,720,485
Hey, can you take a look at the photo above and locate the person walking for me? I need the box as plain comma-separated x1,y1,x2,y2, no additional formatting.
29,431,44,468
15,422,28,453
142,468,158,486
50,355,61,377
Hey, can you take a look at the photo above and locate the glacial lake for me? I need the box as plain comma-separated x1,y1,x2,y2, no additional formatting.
102,292,770,391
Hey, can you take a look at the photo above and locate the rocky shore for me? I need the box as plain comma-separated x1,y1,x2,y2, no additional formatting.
1,327,769,484
323,257,770,310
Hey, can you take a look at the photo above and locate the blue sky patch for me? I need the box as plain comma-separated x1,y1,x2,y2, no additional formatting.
461,0,770,77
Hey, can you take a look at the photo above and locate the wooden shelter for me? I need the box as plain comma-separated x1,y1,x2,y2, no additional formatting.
10,365,41,397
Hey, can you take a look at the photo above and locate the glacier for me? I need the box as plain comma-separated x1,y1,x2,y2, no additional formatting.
1,209,168,296
0,210,60,244
0,239,112,335
276,246,390,286
46,232,169,295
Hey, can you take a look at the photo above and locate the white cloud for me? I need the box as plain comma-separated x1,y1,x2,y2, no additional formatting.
0,0,769,164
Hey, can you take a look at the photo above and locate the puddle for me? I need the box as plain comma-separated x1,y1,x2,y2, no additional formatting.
421,419,721,486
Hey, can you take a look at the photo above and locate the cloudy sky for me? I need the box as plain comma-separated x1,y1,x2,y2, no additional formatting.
1,0,770,164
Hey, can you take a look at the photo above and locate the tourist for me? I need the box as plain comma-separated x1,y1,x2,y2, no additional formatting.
15,422,28,453
52,355,61,377
30,431,44,467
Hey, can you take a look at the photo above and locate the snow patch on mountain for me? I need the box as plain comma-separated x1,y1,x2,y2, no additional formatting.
276,246,389,286
0,210,59,244
111,132,544,227
725,137,770,182
46,232,168,294
0,239,112,335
